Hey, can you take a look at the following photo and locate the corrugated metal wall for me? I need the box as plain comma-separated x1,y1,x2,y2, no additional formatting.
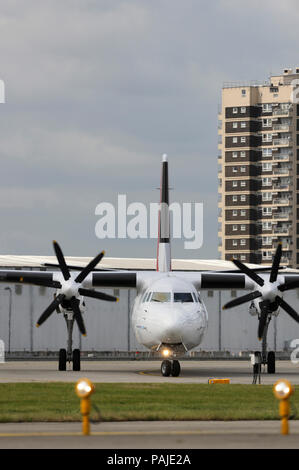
0,285,299,353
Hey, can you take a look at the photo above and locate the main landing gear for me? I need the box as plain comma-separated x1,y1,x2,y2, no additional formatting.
161,359,181,377
259,307,276,374
58,311,81,371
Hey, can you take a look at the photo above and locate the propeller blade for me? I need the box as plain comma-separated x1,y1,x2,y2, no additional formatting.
270,243,282,283
36,293,65,327
75,251,105,284
223,290,262,310
70,297,86,336
278,279,299,292
53,241,71,281
78,288,119,302
276,296,299,323
258,311,268,340
19,278,62,289
232,259,265,287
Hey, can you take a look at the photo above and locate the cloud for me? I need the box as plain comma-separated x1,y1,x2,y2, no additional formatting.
0,1,299,258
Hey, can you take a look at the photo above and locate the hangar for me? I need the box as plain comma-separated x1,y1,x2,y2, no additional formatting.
0,255,298,356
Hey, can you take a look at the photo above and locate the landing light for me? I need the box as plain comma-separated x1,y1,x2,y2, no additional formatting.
273,379,293,400
75,378,94,399
162,349,170,357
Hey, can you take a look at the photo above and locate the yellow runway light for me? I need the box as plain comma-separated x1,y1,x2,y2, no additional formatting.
75,378,95,436
273,380,294,435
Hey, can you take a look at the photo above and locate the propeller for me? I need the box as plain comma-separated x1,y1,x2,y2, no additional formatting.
36,241,119,335
222,243,299,340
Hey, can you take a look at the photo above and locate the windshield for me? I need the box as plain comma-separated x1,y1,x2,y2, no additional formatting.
174,292,194,303
151,292,171,303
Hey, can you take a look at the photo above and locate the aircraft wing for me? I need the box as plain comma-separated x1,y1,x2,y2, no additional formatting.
0,254,273,271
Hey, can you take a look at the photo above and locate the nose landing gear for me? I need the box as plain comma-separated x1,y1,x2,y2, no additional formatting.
161,359,181,377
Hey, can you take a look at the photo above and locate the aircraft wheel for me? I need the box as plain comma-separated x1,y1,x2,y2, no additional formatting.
58,348,67,371
171,360,181,377
267,351,276,374
161,360,172,377
73,349,81,371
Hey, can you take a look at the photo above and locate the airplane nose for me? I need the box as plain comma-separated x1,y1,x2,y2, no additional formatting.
159,311,182,343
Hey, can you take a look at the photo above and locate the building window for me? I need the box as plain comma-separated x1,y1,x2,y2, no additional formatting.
233,210,238,216
240,166,246,172
263,103,272,113
232,195,238,202
232,225,238,231
233,137,238,143
262,192,272,201
240,195,246,201
262,178,272,186
240,136,246,143
233,240,237,246
262,162,272,171
262,207,272,215
240,255,246,261
240,210,246,216
240,225,246,231
233,107,238,114
240,181,246,187
241,89,246,96
233,122,238,129
263,148,272,157
263,119,272,127
241,122,246,128
240,239,246,246
262,222,272,230
241,107,246,113
240,151,246,157
232,167,238,173
232,151,238,158
232,181,238,187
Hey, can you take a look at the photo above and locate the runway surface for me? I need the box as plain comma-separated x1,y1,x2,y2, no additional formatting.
0,420,299,449
1,360,299,449
0,359,299,384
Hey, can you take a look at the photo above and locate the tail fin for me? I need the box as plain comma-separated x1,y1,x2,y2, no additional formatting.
157,154,171,272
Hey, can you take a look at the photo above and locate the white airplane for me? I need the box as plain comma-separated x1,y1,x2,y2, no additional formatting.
1,155,299,376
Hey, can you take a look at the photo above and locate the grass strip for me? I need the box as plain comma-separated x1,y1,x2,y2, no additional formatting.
0,382,296,422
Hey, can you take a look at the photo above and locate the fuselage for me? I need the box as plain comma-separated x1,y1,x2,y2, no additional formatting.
131,274,208,356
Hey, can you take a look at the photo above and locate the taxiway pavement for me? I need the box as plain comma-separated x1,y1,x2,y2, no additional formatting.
0,359,298,384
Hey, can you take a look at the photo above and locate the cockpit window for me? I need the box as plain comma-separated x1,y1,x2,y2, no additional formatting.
174,293,193,303
151,292,171,303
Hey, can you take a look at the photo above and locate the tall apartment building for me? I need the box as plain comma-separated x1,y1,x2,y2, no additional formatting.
218,67,299,267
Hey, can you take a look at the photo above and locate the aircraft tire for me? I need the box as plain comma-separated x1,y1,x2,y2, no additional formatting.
161,360,172,377
58,348,67,371
171,360,181,377
73,349,81,371
267,351,275,374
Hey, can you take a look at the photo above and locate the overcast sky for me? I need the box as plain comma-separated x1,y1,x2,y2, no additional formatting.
1,0,299,260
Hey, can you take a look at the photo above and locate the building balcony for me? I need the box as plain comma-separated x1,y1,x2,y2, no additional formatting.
273,123,290,131
273,154,291,161
272,197,292,206
273,182,292,191
273,212,292,220
273,227,290,236
272,108,292,116
273,167,291,176
272,138,292,146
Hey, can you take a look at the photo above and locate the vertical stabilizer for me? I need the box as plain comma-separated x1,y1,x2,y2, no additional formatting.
157,154,171,272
